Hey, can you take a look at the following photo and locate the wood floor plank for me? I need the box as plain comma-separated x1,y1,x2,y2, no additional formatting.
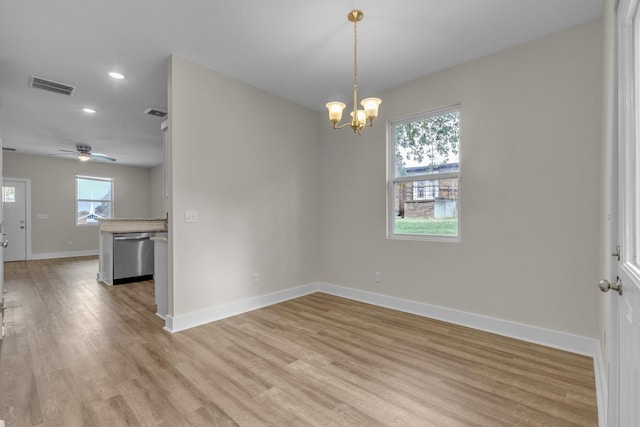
0,257,598,426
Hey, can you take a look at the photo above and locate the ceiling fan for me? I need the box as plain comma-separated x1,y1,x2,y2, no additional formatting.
53,144,116,162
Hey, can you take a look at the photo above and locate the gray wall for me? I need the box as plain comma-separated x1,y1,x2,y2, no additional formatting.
318,19,603,338
168,56,321,317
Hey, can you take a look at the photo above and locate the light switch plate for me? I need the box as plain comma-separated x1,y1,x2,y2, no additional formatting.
185,210,198,223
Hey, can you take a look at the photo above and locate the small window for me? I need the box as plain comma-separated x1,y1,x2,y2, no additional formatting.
413,180,438,200
2,186,15,203
388,106,461,240
76,175,113,225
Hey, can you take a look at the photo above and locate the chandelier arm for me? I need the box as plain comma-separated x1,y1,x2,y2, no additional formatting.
333,122,353,130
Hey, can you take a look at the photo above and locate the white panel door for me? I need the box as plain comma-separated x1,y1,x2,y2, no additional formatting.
613,1,640,424
2,179,27,262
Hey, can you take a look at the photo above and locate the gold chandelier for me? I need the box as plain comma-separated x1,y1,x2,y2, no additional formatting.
326,10,381,135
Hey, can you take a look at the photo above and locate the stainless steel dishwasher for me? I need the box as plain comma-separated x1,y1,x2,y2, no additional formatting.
113,232,155,284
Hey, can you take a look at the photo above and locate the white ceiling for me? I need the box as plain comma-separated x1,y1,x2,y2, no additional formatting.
0,0,604,168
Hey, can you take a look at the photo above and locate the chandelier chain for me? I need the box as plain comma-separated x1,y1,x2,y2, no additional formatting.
353,16,358,92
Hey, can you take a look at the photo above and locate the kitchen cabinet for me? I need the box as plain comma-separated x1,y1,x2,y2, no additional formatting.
99,231,114,285
98,218,167,285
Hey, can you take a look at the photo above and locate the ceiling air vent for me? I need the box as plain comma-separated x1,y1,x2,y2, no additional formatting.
143,107,167,118
28,75,75,96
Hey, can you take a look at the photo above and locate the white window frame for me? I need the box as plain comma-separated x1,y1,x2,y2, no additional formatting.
76,175,113,226
387,105,461,242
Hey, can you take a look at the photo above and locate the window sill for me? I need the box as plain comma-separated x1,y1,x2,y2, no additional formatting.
387,232,460,243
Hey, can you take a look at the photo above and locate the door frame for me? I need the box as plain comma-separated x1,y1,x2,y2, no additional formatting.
604,1,620,424
3,177,32,261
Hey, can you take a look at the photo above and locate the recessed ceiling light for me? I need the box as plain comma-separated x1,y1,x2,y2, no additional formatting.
108,72,125,80
82,108,96,114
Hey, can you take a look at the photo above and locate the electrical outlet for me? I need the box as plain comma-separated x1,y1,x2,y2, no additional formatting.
185,210,198,223
252,273,260,285
375,272,381,283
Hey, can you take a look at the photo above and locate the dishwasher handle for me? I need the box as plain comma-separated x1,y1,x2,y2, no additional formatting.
114,235,152,241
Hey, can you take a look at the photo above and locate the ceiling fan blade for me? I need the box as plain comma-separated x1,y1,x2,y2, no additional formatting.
48,152,76,157
90,153,117,162
58,149,78,153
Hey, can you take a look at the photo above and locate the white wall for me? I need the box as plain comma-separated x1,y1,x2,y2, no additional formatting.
3,152,151,257
168,56,320,317
319,19,603,338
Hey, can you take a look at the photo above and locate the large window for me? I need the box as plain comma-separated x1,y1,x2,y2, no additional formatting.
76,175,113,225
388,106,460,240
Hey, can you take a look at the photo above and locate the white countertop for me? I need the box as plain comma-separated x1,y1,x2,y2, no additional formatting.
99,218,168,233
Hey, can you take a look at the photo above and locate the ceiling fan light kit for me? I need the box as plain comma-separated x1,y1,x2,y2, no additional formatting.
326,10,381,135
51,143,117,163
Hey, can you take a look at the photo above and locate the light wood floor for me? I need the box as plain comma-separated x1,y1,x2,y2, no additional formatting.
0,257,598,426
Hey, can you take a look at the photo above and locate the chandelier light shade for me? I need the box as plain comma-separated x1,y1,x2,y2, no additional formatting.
326,10,381,135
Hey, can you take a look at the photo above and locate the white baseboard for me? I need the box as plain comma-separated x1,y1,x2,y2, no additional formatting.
166,280,602,355
30,249,98,260
316,282,599,356
164,283,318,333
164,281,606,424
